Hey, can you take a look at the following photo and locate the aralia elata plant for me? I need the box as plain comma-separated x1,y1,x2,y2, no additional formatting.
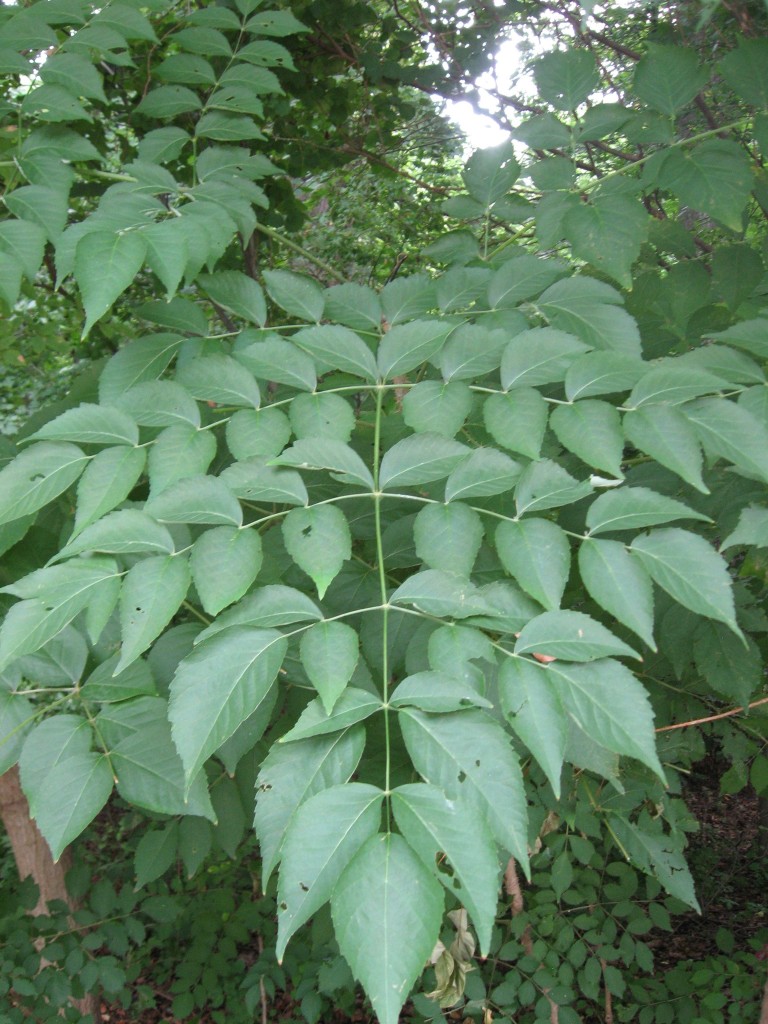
1,2,768,1021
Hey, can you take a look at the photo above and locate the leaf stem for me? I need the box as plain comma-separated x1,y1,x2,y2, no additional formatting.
255,223,346,283
583,117,748,192
372,386,392,816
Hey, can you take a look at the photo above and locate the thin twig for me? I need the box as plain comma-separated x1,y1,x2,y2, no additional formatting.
656,695,768,733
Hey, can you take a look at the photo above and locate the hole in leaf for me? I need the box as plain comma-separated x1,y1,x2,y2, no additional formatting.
279,901,287,910
301,525,312,537
257,783,272,792
475,759,481,767
299,882,309,892
457,771,466,783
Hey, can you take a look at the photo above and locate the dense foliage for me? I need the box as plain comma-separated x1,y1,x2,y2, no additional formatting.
0,0,767,1021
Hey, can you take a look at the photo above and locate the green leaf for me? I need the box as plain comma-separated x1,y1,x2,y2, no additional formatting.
0,560,120,671
564,352,645,401
487,253,566,307
299,621,359,714
586,486,709,535
176,354,260,409
226,407,291,460
134,824,178,888
148,425,216,497
550,400,625,478
179,817,213,878
537,278,642,357
498,657,568,796
175,25,232,56
280,688,381,743
402,381,473,437
254,728,365,884
496,519,571,610
413,503,483,577
58,510,175,560
515,610,640,661
514,111,572,149
197,271,266,326
220,459,307,506
439,324,510,382
81,654,156,703
392,783,500,955
379,434,469,490
75,231,147,337
276,784,383,960
658,141,753,232
71,446,144,535
462,142,520,206
377,320,451,380
563,195,648,289
155,53,217,86
0,442,87,525
633,44,708,115
501,327,589,390
98,333,184,404
145,475,243,526
263,269,323,322
389,673,493,713
611,814,699,911
190,527,262,616
195,585,322,644
332,833,444,1024
236,38,296,69
244,9,310,35
282,505,351,598
143,220,190,299
170,626,287,783
683,398,768,484
579,538,656,649
515,459,593,515
623,406,707,493
721,505,768,549
112,381,201,429
6,185,68,243
136,85,202,117
272,438,373,489
21,744,113,862
289,393,355,442
400,708,528,867
381,274,436,324
391,570,494,619
631,528,739,635
235,338,317,392
26,404,138,447
117,555,191,672
113,721,214,821
719,39,768,107
324,283,382,333
445,448,521,501
0,219,46,281
0,691,34,776
694,623,761,705
483,389,548,460
40,51,107,102
0,252,22,308
292,325,379,381
627,365,725,407
549,658,664,779
534,48,599,109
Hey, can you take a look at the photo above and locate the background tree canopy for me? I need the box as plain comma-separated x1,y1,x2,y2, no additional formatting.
0,0,767,1022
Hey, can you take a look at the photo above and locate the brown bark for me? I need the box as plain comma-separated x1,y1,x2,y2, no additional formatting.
0,765,101,1021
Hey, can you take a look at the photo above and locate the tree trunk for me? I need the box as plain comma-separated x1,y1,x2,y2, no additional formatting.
0,765,101,1022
